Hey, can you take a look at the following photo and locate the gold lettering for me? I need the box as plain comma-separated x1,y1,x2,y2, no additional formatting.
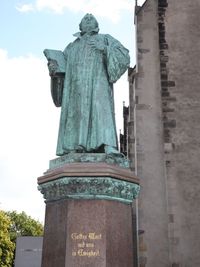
78,241,85,248
88,233,102,240
77,249,100,257
71,232,102,257
86,243,94,248
71,233,87,240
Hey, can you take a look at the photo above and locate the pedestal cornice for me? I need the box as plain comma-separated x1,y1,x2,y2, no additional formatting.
38,155,140,204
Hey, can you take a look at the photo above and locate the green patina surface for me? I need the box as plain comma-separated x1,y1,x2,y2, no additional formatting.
38,177,140,204
49,153,130,169
41,14,139,205
44,13,130,156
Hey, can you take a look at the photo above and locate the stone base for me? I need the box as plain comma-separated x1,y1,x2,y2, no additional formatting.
48,152,131,169
41,199,135,267
38,156,139,267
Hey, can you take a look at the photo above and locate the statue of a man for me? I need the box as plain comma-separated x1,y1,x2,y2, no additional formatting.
44,13,130,156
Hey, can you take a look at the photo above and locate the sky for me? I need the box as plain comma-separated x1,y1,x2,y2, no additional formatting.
0,0,146,223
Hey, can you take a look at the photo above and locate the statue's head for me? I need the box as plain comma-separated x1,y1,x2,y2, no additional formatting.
79,13,99,33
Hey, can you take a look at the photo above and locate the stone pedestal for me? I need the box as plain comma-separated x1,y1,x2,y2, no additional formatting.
38,154,140,267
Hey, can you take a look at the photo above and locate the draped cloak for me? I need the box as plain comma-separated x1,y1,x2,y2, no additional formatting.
56,33,130,156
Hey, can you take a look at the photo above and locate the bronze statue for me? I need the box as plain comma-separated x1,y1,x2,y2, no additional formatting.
44,13,130,156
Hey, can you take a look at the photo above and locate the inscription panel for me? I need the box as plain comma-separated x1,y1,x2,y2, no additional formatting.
71,232,102,258
65,200,106,267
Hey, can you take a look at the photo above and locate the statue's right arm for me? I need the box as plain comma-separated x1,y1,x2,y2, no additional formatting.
48,59,58,76
43,49,66,76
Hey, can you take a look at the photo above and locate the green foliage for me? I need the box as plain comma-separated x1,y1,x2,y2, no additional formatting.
0,210,15,267
0,210,43,267
6,211,43,243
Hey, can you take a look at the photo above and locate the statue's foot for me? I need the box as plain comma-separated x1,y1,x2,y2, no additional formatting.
75,145,86,153
104,145,124,157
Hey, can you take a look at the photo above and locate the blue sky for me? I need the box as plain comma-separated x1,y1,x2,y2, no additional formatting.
0,0,145,223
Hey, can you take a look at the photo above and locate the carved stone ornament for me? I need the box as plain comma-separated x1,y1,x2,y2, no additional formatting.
38,176,140,204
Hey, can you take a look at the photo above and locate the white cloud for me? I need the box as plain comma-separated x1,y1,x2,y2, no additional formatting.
16,3,34,12
16,0,134,22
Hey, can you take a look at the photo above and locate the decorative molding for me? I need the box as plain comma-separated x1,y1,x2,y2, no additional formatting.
38,176,140,204
39,162,139,185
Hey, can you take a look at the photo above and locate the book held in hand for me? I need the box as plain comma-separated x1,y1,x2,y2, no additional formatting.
43,49,66,74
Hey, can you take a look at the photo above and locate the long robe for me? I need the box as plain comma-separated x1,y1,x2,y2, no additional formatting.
56,33,130,156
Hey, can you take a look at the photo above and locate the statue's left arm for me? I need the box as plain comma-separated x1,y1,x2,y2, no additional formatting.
88,34,130,82
103,34,130,83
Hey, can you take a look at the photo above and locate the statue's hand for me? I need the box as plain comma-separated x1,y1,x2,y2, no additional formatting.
48,60,58,76
88,39,106,53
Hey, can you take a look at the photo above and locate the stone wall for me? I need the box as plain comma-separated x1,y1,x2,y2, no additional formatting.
161,0,200,266
131,0,200,266
133,0,170,266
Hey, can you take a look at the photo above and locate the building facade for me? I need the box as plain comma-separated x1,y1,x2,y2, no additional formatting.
123,0,200,266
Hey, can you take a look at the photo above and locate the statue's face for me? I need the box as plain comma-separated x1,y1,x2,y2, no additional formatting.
80,14,98,33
